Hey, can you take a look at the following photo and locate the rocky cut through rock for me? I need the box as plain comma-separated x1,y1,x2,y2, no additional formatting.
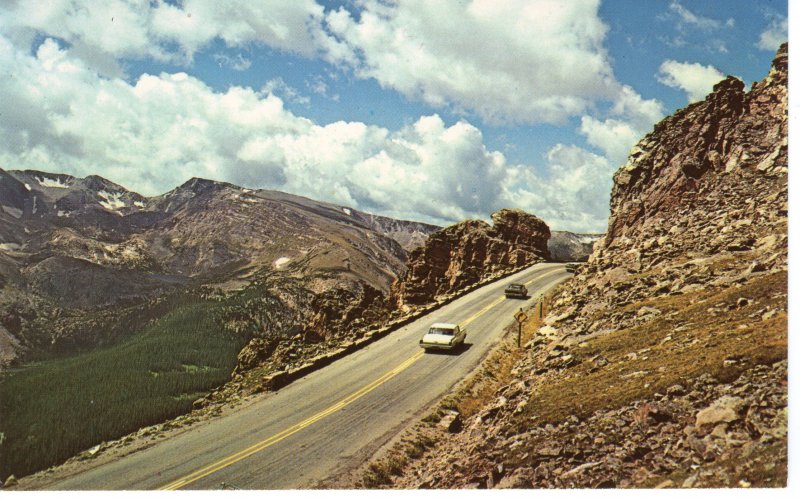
392,208,550,307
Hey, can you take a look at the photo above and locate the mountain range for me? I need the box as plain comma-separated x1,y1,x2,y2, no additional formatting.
0,169,440,366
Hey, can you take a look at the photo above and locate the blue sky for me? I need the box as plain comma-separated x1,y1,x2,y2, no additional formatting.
0,1,789,231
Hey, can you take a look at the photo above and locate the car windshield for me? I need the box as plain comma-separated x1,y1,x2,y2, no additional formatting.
428,328,454,336
508,285,523,290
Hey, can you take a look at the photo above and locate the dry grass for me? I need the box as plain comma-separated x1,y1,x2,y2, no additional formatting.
360,434,439,488
517,271,787,427
454,300,549,419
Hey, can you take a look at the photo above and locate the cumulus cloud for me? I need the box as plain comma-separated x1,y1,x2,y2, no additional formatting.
324,0,618,125
501,145,615,232
0,0,352,72
757,14,787,51
668,1,734,32
579,86,664,164
0,35,613,231
0,0,633,127
657,60,726,103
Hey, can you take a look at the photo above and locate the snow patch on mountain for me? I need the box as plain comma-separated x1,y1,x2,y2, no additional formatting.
98,191,126,212
36,176,69,189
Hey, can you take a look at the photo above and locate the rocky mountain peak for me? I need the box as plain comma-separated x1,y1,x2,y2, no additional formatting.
81,174,127,193
547,231,602,262
769,41,788,78
177,177,232,196
491,208,551,249
602,42,787,256
152,177,234,214
0,168,33,215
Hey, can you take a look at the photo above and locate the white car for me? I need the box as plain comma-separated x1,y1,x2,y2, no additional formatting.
419,323,466,351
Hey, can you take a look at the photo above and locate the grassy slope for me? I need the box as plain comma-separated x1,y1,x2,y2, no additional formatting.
516,271,787,427
0,297,247,479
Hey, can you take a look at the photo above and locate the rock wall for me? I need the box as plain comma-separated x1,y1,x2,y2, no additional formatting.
392,209,550,307
598,43,787,268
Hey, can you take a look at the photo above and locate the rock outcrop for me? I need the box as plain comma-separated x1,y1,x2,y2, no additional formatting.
392,209,550,307
388,44,788,489
601,43,787,263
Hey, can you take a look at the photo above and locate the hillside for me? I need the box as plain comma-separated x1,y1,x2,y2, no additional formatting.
380,43,788,489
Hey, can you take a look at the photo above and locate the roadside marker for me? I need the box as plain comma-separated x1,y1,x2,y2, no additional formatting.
514,308,527,348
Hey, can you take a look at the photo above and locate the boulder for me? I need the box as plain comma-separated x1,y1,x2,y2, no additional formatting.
439,411,463,433
696,396,745,427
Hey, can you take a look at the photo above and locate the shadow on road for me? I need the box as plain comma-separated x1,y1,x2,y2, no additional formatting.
422,342,473,355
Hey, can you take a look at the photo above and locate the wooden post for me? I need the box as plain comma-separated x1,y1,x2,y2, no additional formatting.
514,308,527,349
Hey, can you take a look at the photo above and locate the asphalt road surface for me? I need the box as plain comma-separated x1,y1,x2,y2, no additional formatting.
42,263,571,490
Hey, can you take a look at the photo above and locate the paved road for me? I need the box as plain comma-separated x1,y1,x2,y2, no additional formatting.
43,263,570,490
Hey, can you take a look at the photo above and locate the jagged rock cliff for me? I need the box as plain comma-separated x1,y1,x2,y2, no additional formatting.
388,44,788,489
392,209,550,307
600,43,787,267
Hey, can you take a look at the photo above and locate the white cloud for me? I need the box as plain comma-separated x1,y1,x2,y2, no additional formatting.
501,145,615,232
262,77,311,106
0,0,640,128
306,75,339,102
580,86,664,164
668,1,733,32
213,53,252,71
580,117,646,166
0,0,351,71
0,34,617,232
657,60,726,103
324,0,618,125
757,14,788,51
662,1,734,55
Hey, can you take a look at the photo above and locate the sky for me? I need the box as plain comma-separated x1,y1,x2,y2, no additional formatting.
0,0,789,232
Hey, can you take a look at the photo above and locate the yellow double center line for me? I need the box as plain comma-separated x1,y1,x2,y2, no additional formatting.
161,265,567,490
160,350,423,490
